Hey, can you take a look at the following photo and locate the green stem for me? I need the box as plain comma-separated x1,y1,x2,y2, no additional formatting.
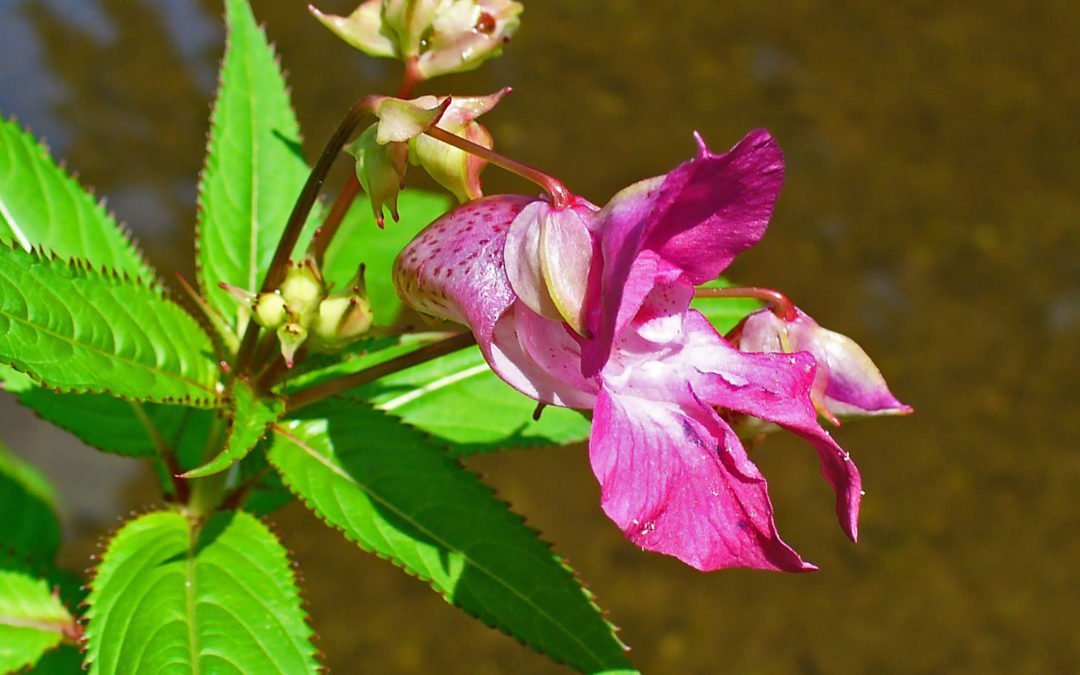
235,96,381,375
187,414,229,518
286,331,476,412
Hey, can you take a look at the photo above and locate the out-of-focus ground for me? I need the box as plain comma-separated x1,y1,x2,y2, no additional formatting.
1,0,1076,672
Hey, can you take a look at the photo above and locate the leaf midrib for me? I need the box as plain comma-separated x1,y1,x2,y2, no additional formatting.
272,423,612,670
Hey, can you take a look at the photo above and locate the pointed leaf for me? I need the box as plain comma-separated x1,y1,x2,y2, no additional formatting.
0,444,61,562
345,346,590,454
84,510,318,674
196,0,314,327
269,404,631,673
0,557,75,673
0,246,220,404
183,379,284,478
321,189,452,324
0,117,157,285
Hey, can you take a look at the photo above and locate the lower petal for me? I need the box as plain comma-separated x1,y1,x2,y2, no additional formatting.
589,388,814,572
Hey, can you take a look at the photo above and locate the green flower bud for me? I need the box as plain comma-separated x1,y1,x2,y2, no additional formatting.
276,322,309,368
309,266,375,351
278,258,325,319
252,291,288,330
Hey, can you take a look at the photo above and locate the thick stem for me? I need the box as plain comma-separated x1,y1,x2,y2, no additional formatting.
694,286,797,321
422,126,572,208
234,96,380,374
186,414,228,518
287,332,476,412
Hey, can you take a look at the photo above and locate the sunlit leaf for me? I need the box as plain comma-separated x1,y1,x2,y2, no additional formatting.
0,246,220,405
196,0,314,328
0,117,157,286
270,404,631,673
84,510,318,674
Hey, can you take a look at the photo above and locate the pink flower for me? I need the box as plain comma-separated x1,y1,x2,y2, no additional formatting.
393,130,903,571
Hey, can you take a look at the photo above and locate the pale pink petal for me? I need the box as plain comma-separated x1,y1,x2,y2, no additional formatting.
504,200,563,321
590,388,814,572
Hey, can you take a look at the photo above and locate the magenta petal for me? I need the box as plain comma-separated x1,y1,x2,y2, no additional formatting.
683,312,863,540
393,195,533,343
590,388,815,572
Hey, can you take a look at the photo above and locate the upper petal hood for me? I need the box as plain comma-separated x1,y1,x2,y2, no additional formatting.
582,130,785,376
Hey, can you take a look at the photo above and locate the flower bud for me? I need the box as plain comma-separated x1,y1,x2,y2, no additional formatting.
252,291,288,330
311,1,523,81
346,125,409,227
278,258,325,319
277,322,308,368
309,267,375,351
409,89,508,202
735,308,913,424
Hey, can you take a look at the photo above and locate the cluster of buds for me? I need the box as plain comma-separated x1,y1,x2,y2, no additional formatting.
224,259,373,366
347,90,508,225
311,0,522,81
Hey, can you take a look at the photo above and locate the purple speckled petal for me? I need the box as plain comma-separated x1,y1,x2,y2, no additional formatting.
589,388,815,572
393,195,533,343
582,130,784,377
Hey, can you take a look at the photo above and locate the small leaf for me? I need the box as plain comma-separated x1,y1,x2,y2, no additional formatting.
690,277,763,334
345,345,590,455
183,379,284,478
196,0,317,328
0,556,75,673
321,189,452,324
0,444,61,562
0,246,220,405
84,510,318,674
0,117,157,286
270,404,631,673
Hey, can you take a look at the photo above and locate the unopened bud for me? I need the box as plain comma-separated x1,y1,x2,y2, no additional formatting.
277,322,308,368
309,266,375,351
252,292,288,330
410,89,508,202
278,258,325,318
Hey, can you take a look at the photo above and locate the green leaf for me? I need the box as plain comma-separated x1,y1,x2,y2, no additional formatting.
0,444,61,562
84,510,318,674
0,246,220,405
183,379,284,478
321,189,452,324
196,0,315,328
690,278,763,334
345,345,590,455
0,117,157,286
269,404,631,673
0,557,75,673
2,367,209,460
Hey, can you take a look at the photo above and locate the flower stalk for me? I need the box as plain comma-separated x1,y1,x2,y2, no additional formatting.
694,285,798,321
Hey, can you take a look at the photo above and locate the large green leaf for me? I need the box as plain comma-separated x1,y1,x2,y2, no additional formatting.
0,246,220,405
196,0,314,328
345,345,590,455
269,404,631,673
84,510,318,674
321,189,452,324
0,117,157,286
0,444,61,562
0,557,75,673
1,365,212,461
183,379,284,478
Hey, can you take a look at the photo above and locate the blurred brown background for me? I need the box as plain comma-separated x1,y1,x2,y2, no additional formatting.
1,0,1077,672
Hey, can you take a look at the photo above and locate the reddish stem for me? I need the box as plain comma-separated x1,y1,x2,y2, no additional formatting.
422,126,572,208
694,286,797,321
